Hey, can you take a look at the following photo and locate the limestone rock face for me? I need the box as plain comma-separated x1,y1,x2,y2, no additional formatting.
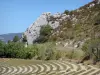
98,0,100,4
24,12,69,44
95,0,100,4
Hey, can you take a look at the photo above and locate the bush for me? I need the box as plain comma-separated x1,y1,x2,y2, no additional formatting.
0,41,37,59
34,25,53,43
45,48,54,60
13,36,20,42
22,35,27,43
64,10,70,15
4,42,25,58
34,35,48,43
33,42,56,60
82,38,100,63
40,25,53,36
0,40,5,57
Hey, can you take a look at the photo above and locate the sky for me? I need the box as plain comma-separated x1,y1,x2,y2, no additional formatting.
0,0,92,34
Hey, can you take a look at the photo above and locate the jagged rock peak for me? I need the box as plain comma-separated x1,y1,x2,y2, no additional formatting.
94,0,100,4
23,12,70,44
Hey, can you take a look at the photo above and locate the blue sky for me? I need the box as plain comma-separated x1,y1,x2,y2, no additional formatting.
0,0,92,34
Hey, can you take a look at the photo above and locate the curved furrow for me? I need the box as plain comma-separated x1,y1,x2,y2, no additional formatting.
55,61,69,75
65,70,76,75
14,66,23,74
46,62,59,75
44,63,54,74
36,64,45,74
72,64,88,75
28,65,34,73
72,70,86,75
57,61,68,69
63,60,79,71
81,69,95,75
1,66,9,74
86,66,100,75
42,63,51,72
50,61,61,71
36,63,47,74
4,66,15,75
47,70,58,75
0,67,4,75
1,67,6,74
0,66,5,73
91,70,100,75
12,66,24,75
31,65,39,74
21,66,28,74
52,61,66,70
21,65,32,74
61,61,73,70
9,66,18,74
56,70,67,75
38,63,52,75
79,65,95,75
48,62,58,71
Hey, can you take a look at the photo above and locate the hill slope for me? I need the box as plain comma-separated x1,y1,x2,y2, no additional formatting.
23,0,100,45
49,0,100,45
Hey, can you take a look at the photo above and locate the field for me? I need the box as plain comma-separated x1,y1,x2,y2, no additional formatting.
0,58,100,75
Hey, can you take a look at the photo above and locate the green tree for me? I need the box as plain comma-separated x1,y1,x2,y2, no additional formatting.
34,25,53,43
13,36,19,42
22,35,27,42
8,40,12,43
0,40,5,57
64,10,70,15
40,25,53,36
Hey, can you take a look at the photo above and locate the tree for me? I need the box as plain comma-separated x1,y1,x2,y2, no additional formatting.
64,10,70,15
0,40,5,57
40,25,53,36
22,35,27,42
34,25,53,43
13,36,19,42
8,40,12,43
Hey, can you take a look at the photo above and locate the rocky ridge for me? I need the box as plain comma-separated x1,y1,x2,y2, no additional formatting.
23,0,100,45
24,12,71,44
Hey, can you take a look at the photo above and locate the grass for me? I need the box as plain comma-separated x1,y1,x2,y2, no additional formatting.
0,58,45,66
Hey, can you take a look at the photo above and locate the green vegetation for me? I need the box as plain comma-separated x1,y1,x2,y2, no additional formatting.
0,40,35,59
13,35,20,42
82,38,100,63
64,10,70,15
22,34,27,43
34,24,53,43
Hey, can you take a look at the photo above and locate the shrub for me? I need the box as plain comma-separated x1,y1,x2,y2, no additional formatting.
34,25,53,43
13,36,20,42
40,24,53,36
45,48,54,60
82,38,100,63
0,40,5,57
22,35,27,43
64,10,70,15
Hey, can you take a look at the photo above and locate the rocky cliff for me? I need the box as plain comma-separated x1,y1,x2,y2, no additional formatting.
23,0,100,45
23,12,70,44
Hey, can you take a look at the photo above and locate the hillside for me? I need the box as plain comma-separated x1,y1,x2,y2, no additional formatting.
23,0,100,46
49,0,100,46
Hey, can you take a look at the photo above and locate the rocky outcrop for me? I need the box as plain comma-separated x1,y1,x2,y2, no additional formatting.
24,12,70,44
95,0,100,4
